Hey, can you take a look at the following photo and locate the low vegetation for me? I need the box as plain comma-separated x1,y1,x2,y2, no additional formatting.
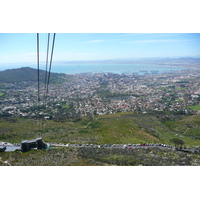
1,112,200,147
188,105,200,110
1,111,200,166
1,146,200,166
78,147,200,166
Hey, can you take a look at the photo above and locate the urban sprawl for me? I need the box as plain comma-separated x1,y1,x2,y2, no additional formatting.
1,66,200,119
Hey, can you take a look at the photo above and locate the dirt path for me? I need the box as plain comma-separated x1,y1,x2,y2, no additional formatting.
0,156,11,166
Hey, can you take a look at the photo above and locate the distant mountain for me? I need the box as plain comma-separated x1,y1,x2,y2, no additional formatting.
0,67,65,83
53,57,200,65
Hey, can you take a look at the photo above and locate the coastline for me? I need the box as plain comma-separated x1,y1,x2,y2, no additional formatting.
0,63,190,74
49,63,186,75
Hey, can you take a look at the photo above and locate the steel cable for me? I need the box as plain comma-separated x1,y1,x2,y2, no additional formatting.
46,33,56,98
44,33,50,103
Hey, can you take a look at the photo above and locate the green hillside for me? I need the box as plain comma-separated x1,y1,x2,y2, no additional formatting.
1,146,200,166
0,67,65,83
0,112,200,166
1,112,200,147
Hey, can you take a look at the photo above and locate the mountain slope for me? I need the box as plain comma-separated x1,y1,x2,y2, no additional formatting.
0,67,65,83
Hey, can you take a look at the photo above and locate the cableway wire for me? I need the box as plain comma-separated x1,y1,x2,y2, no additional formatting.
46,33,56,98
37,33,40,105
37,33,41,130
41,33,50,128
37,33,56,130
44,33,50,100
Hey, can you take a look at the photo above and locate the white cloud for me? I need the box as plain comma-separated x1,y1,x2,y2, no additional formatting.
122,39,192,44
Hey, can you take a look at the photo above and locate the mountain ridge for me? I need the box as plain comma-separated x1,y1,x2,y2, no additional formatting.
0,67,65,83
52,57,200,65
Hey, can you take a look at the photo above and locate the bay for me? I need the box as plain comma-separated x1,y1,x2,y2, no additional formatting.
0,63,185,75
42,64,185,74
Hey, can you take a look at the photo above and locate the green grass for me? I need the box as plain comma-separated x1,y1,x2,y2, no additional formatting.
95,114,159,144
0,112,200,148
175,87,186,90
164,115,200,147
78,147,199,166
176,98,184,102
0,92,4,96
1,113,200,166
188,105,200,110
62,105,69,108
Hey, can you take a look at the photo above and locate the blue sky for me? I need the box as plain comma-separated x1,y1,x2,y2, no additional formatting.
0,33,200,65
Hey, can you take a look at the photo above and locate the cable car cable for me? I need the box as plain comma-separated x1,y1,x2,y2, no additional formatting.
44,33,50,102
37,33,41,130
42,33,50,129
37,33,40,104
46,33,56,98
37,33,56,130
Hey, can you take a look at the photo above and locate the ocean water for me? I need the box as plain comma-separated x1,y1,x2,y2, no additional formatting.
1,64,185,75
44,64,185,75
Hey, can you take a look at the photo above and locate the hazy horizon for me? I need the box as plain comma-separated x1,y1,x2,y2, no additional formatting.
0,33,200,69
0,55,200,65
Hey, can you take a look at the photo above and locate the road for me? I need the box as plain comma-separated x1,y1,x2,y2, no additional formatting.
51,143,200,153
1,141,199,153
